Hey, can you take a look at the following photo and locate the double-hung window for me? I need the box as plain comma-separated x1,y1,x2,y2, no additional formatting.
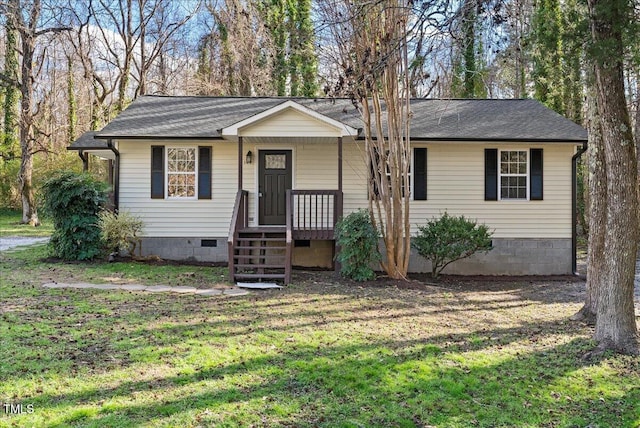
499,150,528,200
369,148,412,199
167,148,197,198
485,148,543,201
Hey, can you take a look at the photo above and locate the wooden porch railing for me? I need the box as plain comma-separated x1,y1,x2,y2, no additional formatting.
287,190,343,240
227,189,248,281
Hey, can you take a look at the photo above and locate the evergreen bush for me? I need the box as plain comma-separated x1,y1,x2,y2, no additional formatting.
335,209,380,281
412,212,493,278
98,210,144,257
41,171,108,260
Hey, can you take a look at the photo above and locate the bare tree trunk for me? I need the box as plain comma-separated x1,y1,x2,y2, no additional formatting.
15,0,39,226
117,0,134,112
636,78,640,233
588,0,639,355
572,72,604,324
3,8,19,161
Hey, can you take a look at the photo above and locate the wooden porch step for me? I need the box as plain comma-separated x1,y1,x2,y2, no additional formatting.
234,256,286,262
234,246,285,251
239,227,286,234
236,237,286,242
235,264,286,269
234,273,286,280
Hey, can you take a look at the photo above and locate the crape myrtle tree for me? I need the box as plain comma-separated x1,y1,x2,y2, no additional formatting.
319,0,441,279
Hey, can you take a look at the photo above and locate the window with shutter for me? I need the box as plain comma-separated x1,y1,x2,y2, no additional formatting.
484,148,544,201
150,146,213,199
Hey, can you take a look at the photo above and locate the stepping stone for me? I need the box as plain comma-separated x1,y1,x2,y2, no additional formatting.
84,283,121,290
145,285,173,292
120,284,147,291
170,286,198,293
42,282,69,289
236,282,282,289
194,289,223,296
223,288,250,296
66,283,96,289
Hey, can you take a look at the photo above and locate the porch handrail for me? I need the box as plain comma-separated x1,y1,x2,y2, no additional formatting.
228,189,248,281
285,190,293,284
228,189,249,242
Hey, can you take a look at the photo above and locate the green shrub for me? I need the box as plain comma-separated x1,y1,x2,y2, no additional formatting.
335,209,380,281
41,171,109,260
98,210,144,256
412,212,493,278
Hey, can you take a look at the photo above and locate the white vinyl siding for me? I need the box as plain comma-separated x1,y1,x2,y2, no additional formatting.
239,108,342,137
403,143,573,238
119,140,235,237
118,138,574,240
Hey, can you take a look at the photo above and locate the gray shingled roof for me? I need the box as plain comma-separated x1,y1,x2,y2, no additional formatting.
69,96,587,147
67,131,109,149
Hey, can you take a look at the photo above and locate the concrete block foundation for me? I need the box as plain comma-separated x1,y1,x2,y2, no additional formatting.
140,237,227,263
405,238,573,275
140,236,573,275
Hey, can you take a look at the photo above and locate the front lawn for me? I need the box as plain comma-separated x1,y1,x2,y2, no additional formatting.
1,245,639,427
0,208,53,237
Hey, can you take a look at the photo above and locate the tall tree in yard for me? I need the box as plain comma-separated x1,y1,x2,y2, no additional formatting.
198,0,275,96
321,0,413,279
572,69,605,325
2,7,19,163
531,0,564,112
262,0,317,96
451,0,488,98
586,0,639,355
2,0,70,225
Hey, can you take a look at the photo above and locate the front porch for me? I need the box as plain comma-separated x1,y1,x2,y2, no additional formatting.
224,100,358,284
228,189,343,284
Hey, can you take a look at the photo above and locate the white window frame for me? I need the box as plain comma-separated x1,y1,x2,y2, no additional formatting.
498,149,529,201
166,147,198,200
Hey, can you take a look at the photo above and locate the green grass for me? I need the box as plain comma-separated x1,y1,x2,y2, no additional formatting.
1,244,639,427
0,208,53,237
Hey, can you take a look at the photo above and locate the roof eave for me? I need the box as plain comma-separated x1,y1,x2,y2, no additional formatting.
357,137,588,143
94,135,225,140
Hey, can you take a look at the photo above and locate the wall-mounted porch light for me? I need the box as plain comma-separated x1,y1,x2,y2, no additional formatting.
246,150,253,164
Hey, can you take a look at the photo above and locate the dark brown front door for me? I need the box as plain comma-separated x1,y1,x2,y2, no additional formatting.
259,150,292,225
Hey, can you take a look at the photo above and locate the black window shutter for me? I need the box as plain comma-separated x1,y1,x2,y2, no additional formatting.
413,148,427,200
530,148,543,200
151,146,164,199
198,146,212,200
485,148,498,201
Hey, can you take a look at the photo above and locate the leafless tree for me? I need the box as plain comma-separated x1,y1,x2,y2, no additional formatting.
196,0,274,96
1,0,71,225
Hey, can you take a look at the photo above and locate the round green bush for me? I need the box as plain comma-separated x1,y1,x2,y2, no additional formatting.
41,171,109,260
335,209,380,281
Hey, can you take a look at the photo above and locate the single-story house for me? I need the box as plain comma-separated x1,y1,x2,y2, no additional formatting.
68,96,588,283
